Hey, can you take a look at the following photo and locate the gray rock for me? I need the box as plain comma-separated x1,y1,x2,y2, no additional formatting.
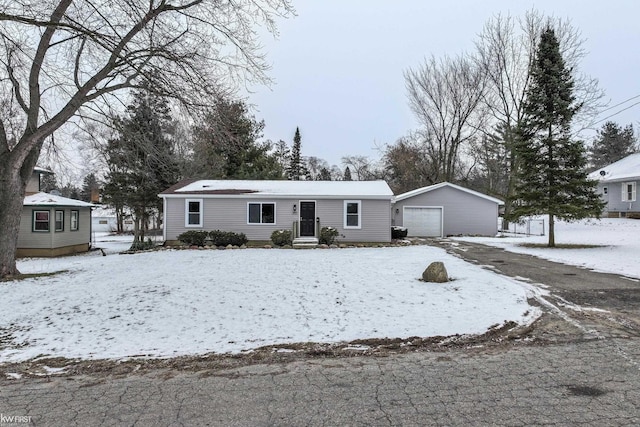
422,262,449,283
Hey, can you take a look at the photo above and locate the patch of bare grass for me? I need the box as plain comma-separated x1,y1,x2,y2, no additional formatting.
1,270,69,283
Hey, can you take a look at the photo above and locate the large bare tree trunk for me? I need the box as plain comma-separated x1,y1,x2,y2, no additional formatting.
0,148,40,277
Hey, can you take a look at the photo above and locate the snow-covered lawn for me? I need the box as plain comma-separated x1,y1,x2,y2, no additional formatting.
1,241,537,363
453,218,640,279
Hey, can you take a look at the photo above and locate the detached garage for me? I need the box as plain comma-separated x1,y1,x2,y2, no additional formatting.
392,182,502,237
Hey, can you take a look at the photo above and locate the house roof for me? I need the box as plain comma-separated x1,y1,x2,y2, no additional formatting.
393,182,504,204
33,166,54,174
588,153,640,183
160,179,394,199
24,192,94,207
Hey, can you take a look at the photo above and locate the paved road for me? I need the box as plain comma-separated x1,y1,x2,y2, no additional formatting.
2,242,640,426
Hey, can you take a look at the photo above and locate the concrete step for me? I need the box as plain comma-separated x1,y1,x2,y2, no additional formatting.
292,237,319,248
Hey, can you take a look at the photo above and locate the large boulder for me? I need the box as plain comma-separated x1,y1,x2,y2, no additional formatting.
422,262,449,283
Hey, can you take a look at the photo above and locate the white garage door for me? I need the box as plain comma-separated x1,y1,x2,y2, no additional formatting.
403,207,442,237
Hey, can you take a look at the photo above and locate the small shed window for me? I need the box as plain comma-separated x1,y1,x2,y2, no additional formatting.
248,203,275,224
70,210,79,231
622,182,636,202
55,210,64,232
185,199,203,227
344,200,362,229
33,210,50,232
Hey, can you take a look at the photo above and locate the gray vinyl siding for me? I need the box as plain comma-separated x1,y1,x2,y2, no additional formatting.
18,207,92,249
25,175,40,194
393,187,499,236
597,181,639,214
164,197,391,242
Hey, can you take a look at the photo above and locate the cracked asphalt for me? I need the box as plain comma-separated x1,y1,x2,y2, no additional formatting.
2,241,640,426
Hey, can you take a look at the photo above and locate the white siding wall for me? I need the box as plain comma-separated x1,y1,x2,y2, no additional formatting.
393,187,499,236
164,197,391,242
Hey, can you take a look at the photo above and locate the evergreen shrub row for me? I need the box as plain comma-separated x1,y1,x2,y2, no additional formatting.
177,230,247,247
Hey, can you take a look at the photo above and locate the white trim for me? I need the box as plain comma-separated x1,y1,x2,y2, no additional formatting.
184,198,203,228
402,206,444,238
247,202,277,225
163,197,167,241
344,200,362,229
393,182,503,204
70,210,79,231
622,181,636,202
55,209,65,232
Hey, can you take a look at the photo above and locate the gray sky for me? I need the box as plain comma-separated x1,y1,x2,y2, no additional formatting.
248,0,640,167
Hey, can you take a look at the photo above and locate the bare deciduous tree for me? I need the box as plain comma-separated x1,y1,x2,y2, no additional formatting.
0,0,293,278
404,54,486,183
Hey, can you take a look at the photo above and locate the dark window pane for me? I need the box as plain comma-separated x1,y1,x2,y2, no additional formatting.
36,212,49,221
35,222,49,231
188,213,200,225
346,214,359,227
188,201,200,213
262,204,275,223
347,203,359,214
248,203,260,223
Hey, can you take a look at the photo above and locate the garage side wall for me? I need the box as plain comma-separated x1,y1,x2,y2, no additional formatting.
393,187,499,236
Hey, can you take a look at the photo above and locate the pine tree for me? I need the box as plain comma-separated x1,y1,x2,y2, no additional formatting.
510,28,604,247
286,127,308,180
589,122,637,170
102,83,179,245
343,166,352,181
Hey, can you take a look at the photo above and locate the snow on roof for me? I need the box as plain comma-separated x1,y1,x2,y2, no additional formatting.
588,153,640,183
160,180,394,199
33,166,54,174
24,192,94,207
393,182,503,204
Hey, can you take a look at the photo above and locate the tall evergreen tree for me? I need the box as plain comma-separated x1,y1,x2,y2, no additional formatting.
343,166,352,181
80,173,100,202
510,28,604,247
191,98,282,179
588,122,637,170
286,127,308,180
102,84,179,246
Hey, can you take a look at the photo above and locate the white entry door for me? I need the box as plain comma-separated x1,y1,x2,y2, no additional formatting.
403,207,443,237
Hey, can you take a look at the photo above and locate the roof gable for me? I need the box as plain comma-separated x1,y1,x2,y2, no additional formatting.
393,182,503,204
24,192,94,207
160,179,394,199
588,153,640,183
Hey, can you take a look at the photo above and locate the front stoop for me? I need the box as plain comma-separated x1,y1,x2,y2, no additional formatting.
292,237,319,249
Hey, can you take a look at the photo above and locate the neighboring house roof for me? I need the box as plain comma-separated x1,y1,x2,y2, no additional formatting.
160,179,394,199
588,153,640,183
24,192,94,207
393,182,504,204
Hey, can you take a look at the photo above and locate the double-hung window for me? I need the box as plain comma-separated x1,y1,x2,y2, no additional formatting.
248,203,275,224
33,210,50,232
344,200,361,229
55,210,64,232
70,210,79,231
185,199,203,227
622,182,636,202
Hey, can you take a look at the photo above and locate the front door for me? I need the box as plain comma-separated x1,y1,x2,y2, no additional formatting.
299,201,316,237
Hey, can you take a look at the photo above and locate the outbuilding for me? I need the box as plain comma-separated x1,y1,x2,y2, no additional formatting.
392,182,503,237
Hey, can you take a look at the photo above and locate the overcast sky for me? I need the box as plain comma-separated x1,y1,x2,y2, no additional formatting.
247,0,640,167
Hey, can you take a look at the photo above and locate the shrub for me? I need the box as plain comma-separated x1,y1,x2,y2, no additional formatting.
177,230,209,246
391,226,408,239
209,230,248,247
319,226,339,245
271,229,292,247
129,238,155,251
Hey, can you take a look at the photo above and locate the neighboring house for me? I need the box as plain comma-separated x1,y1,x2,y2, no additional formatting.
91,206,135,233
392,182,503,237
159,180,394,244
588,153,640,218
18,192,93,257
17,167,93,257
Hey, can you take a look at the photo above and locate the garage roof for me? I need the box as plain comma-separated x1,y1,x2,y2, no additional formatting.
393,182,503,204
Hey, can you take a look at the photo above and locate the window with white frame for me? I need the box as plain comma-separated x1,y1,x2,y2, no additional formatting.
248,203,275,224
185,199,203,227
70,210,79,231
622,182,636,202
344,200,361,229
55,210,64,232
33,210,50,232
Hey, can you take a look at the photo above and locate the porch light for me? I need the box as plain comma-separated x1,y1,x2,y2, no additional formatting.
293,204,297,213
